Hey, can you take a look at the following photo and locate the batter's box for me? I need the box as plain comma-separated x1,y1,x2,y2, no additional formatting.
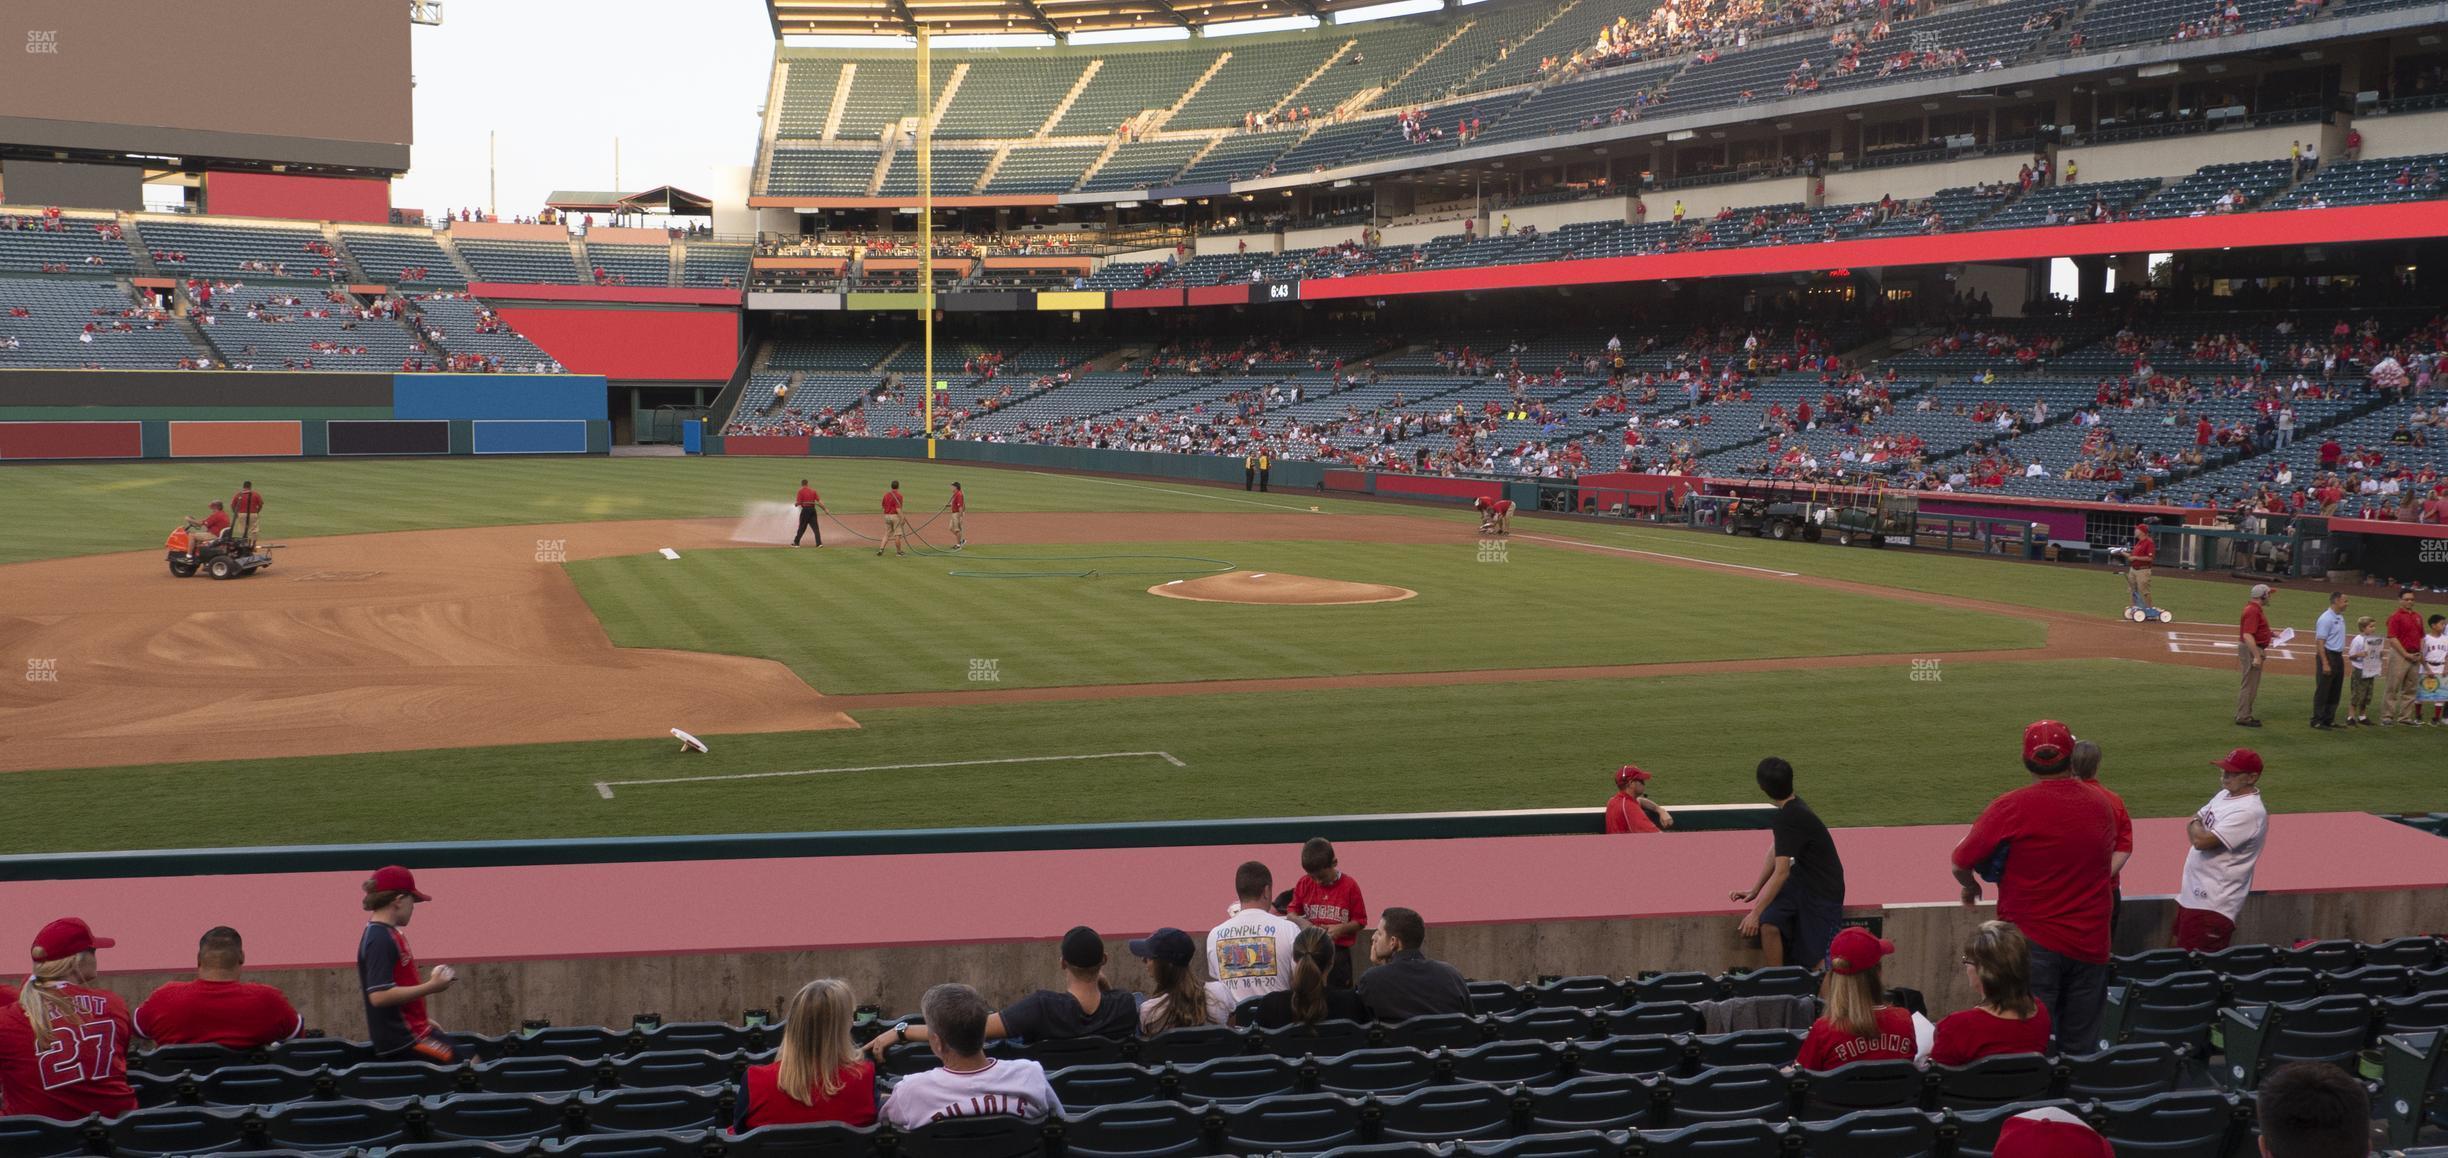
292,571,385,583
2166,631,2299,661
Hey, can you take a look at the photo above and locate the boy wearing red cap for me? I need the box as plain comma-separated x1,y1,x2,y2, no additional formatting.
359,866,459,1063
2174,749,2268,952
1603,765,1675,834
1951,721,2118,1052
1795,927,1924,1070
0,918,137,1120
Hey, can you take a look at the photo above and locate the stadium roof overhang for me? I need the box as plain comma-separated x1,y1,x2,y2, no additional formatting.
547,186,714,216
766,0,1399,38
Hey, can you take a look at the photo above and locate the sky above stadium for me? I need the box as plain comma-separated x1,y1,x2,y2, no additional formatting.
392,1,776,221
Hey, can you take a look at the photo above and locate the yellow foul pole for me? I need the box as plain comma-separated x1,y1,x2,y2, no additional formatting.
918,25,936,460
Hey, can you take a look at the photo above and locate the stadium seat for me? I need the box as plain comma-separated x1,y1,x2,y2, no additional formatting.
1314,1046,1440,1096
191,1063,323,1107
1052,1099,1213,1158
1721,967,1818,999
2324,964,2414,999
1460,1129,1634,1157
129,1069,188,1108
1376,1082,1521,1143
719,1121,884,1157
1574,1033,1688,1077
1630,973,1720,1004
2216,994,2376,1089
333,1058,470,1100
1054,1061,1171,1108
478,1054,602,1095
1607,1002,1705,1038
267,1037,379,1071
102,1104,256,1157
1795,1107,1941,1157
2100,971,2223,1053
2197,945,2284,976
2110,949,2200,985
1929,1052,2057,1110
2379,1030,2448,1147
1220,1091,1368,1153
1527,1073,1660,1132
1947,1099,2085,1158
1662,1064,1797,1125
1173,1052,1302,1104
2281,939,2362,974
898,1113,1048,1157
0,1114,99,1158
424,1092,582,1144
578,1086,728,1133
644,1021,759,1055
1011,1034,1130,1070
1451,1040,1574,1088
503,1028,630,1061
1530,976,1625,1009
2381,990,2448,1035
878,1041,944,1078
1137,1025,1251,1067
385,1142,541,1157
1689,1030,1803,1071
1257,1019,1375,1059
1797,1059,1926,1120
1468,981,1530,1015
545,1129,710,1157
2093,1089,2246,1157
260,1098,416,1151
2365,937,2445,970
2224,967,2322,1006
1313,1144,1440,1158
133,1043,258,1075
2060,1042,2186,1101
1379,1013,1488,1051
609,1049,738,1091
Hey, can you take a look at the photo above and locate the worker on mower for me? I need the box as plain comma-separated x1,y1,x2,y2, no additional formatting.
185,501,232,542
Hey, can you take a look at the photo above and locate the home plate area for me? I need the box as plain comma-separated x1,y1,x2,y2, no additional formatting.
2166,630,2300,661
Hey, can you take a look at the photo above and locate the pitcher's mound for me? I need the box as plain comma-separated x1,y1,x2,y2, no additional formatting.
1150,570,1417,605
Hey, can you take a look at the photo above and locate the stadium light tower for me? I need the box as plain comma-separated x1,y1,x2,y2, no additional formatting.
409,0,444,26
918,24,937,459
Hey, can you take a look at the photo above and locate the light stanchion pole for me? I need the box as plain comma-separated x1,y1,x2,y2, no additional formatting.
918,24,936,460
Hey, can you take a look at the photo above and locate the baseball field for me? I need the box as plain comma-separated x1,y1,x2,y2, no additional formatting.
2,454,2441,857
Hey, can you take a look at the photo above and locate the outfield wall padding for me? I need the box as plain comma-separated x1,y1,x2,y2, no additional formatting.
471,419,590,455
0,420,143,460
167,420,302,458
777,437,1326,488
326,419,450,456
0,370,392,408
391,374,609,421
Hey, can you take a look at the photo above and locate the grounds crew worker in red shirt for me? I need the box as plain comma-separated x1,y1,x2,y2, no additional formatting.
2382,588,2426,725
134,926,302,1049
2124,518,2156,608
1474,496,1515,535
949,481,967,549
230,479,264,540
0,918,137,1120
187,500,232,540
2236,583,2275,727
792,479,827,548
878,481,908,557
360,865,460,1063
1951,720,2118,1052
1604,765,1674,833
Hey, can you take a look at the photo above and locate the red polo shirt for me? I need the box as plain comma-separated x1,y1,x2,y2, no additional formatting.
881,490,903,515
2391,608,2426,655
796,486,819,508
950,490,965,513
1952,777,2118,963
201,510,231,537
2240,601,2272,648
2130,534,2154,566
135,978,302,1049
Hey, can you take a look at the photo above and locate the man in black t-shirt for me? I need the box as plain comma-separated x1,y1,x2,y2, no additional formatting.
865,925,1139,1059
1730,757,1847,969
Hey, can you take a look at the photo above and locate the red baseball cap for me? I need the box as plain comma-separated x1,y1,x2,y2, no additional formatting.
1826,926,1894,975
31,917,114,963
1615,764,1652,787
2022,720,2074,772
2213,748,2264,776
366,865,432,902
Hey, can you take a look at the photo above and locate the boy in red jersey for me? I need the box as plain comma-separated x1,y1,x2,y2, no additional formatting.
1286,838,1367,989
359,866,459,1063
134,927,300,1049
0,918,136,1120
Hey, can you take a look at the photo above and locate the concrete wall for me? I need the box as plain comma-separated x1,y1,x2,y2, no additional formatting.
130,886,2447,1038
1195,232,1279,257
1822,155,2027,205
2058,124,2303,185
2355,109,2448,160
1496,196,1634,236
1956,262,2035,318
1282,224,1367,251
1649,176,1813,223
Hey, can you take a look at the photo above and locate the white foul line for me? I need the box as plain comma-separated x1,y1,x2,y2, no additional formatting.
593,750,1187,799
1513,534,1799,577
1027,472,1325,514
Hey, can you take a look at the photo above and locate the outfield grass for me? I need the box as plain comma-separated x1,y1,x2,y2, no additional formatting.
3,659,2433,856
566,539,2042,693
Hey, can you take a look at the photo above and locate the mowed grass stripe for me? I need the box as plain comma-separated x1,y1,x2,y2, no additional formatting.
567,540,2044,694
0,659,2429,855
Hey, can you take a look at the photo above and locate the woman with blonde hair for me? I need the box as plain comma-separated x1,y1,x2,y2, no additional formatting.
1795,927,1926,1070
1248,927,1369,1028
0,918,137,1120
733,978,877,1131
1931,920,2053,1065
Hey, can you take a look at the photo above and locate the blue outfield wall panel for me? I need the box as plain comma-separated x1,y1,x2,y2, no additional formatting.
682,420,704,454
472,420,590,455
391,374,610,421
